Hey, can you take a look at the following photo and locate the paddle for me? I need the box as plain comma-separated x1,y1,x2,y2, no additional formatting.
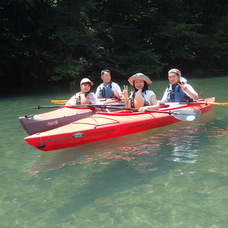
51,98,123,105
161,101,228,106
31,104,125,109
111,107,201,122
146,109,201,121
31,105,201,121
180,101,228,106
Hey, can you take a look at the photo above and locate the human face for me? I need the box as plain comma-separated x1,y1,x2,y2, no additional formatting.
80,82,91,93
101,72,111,84
168,73,179,85
134,79,145,90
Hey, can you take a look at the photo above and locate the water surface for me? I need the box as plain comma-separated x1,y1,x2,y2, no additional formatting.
0,77,227,228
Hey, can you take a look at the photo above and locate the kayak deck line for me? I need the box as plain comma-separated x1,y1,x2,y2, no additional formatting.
71,115,120,128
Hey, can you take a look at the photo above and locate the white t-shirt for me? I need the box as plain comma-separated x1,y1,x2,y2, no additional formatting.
112,82,122,95
143,90,156,105
130,90,156,106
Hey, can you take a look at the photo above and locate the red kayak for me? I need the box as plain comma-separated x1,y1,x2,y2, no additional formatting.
24,98,215,151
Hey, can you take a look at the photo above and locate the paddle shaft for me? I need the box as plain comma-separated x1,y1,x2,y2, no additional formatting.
163,101,228,106
104,106,201,121
35,105,187,116
51,98,123,104
95,106,200,117
32,104,125,109
123,107,174,115
190,102,228,106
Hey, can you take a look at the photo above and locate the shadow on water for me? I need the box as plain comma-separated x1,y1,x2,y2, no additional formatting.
26,110,225,224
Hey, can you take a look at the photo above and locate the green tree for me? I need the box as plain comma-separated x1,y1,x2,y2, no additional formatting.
0,0,227,88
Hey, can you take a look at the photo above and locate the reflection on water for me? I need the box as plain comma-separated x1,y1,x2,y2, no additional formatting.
24,108,228,228
29,110,216,176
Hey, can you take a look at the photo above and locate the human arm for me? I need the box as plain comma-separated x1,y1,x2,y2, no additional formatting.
112,82,122,98
95,86,100,98
65,94,77,106
87,93,103,105
160,88,169,103
139,94,159,112
134,89,146,109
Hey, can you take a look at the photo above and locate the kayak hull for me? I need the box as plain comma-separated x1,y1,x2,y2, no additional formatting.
24,98,215,151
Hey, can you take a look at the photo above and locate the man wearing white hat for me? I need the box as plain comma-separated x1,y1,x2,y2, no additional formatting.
161,68,199,102
66,78,101,106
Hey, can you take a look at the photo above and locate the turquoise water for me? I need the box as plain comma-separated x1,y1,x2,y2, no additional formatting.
0,77,227,227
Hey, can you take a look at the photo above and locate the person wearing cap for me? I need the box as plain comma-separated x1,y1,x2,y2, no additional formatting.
95,69,122,99
65,78,101,106
161,68,199,102
122,73,159,111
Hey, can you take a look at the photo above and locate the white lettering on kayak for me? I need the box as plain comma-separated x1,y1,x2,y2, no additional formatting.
47,120,58,126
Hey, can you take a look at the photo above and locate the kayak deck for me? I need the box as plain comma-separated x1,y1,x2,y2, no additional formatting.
19,107,96,135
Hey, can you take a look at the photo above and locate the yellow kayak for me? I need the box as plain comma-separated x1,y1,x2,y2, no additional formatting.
51,100,68,104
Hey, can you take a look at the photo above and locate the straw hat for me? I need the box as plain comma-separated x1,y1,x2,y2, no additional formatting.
128,73,152,86
80,78,94,86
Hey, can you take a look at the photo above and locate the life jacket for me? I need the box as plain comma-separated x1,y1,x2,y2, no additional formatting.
97,82,115,98
130,91,150,108
74,92,90,104
166,84,193,102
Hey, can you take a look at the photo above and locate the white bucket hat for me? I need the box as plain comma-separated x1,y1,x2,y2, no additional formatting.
80,78,94,86
168,68,181,77
128,73,152,86
168,69,187,83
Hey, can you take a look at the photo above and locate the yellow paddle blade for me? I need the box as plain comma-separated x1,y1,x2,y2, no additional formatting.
208,102,228,106
51,100,68,104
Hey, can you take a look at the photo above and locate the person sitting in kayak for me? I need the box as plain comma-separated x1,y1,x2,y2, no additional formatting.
122,73,159,111
161,68,199,102
95,69,122,99
66,78,102,105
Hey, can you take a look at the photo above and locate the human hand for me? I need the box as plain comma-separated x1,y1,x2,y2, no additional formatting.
122,85,128,98
136,88,142,94
114,91,120,98
178,81,188,92
138,106,148,112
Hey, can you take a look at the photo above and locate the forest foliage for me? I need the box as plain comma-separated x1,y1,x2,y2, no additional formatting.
0,0,228,87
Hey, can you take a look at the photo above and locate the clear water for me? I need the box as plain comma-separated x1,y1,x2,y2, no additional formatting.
0,77,227,228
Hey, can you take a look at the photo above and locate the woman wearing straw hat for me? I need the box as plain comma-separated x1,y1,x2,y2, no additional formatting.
122,73,159,111
66,78,102,105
